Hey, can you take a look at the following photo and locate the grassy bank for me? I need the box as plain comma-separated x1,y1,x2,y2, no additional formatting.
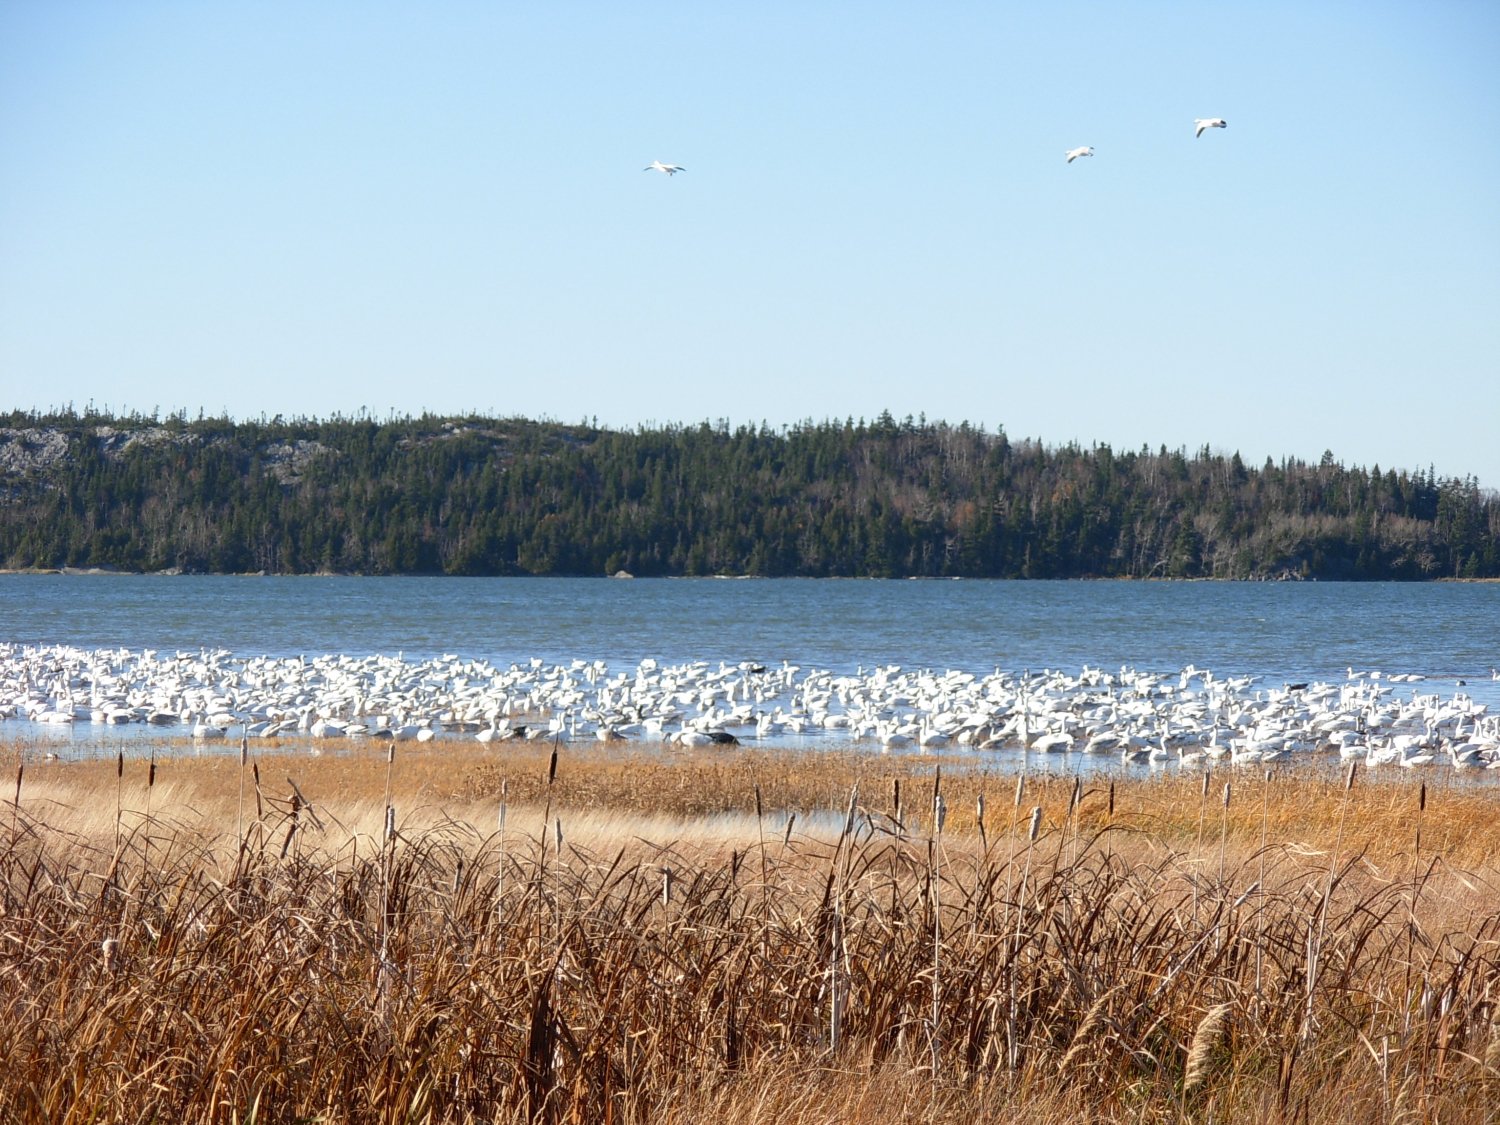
2,739,1498,1123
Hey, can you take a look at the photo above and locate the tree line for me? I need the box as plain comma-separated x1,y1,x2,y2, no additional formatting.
1,408,1496,579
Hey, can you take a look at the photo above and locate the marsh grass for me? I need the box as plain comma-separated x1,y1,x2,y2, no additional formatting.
2,738,1498,1123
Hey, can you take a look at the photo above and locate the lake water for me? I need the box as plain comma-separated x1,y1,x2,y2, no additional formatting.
3,575,1499,762
4,575,1497,683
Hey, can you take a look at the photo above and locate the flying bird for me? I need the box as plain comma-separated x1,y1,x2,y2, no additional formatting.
1065,146,1094,163
1194,118,1227,138
644,161,685,175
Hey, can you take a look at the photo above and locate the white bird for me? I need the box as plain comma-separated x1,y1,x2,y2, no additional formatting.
1065,146,1094,163
192,713,225,740
1032,731,1074,753
1194,118,1227,138
644,161,685,176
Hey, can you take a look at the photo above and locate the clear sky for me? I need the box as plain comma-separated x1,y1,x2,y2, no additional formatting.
3,2,1498,487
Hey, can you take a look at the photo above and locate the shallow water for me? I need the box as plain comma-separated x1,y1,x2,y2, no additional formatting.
3,575,1498,772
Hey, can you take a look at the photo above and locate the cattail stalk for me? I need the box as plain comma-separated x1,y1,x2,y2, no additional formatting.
1218,781,1232,887
1309,760,1357,1041
1008,804,1043,1070
141,749,157,870
929,769,944,1078
11,761,21,844
378,739,397,948
497,779,508,926
1196,769,1210,850
236,735,248,861
382,740,396,830
538,737,560,951
1065,774,1083,866
828,783,859,1057
1193,770,1210,920
1104,779,1116,863
114,751,124,855
553,816,565,941
1405,780,1428,1035
754,782,769,961
1002,773,1025,936
1256,768,1272,1006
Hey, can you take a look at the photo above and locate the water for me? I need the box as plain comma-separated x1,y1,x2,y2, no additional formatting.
4,575,1497,683
4,575,1499,763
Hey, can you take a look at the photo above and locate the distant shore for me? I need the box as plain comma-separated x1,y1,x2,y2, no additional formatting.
3,567,1498,583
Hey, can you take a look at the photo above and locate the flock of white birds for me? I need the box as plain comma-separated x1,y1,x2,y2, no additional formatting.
649,118,1226,178
1067,117,1227,164
3,644,1497,772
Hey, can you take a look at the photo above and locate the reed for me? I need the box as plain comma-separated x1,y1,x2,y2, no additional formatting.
1183,1000,1234,1095
929,768,944,1079
2,741,1498,1123
1308,760,1358,1042
235,735,248,860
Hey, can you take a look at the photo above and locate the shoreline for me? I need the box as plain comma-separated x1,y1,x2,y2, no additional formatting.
3,567,1497,582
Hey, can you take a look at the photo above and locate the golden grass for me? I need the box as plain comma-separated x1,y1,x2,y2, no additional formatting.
2,736,1498,1123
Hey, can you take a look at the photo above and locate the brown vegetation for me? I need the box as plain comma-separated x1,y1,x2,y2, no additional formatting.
2,737,1498,1123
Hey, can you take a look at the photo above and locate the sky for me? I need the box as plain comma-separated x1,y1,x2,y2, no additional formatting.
3,2,1498,488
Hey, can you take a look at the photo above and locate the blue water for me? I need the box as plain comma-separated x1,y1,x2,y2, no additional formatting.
3,575,1498,691
5,576,1499,769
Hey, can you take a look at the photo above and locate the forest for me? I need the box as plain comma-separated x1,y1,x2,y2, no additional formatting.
1,408,1496,579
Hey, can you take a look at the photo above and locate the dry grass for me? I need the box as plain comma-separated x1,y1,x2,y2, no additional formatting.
1,736,1498,1123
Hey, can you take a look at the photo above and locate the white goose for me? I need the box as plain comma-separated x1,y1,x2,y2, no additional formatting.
1194,118,1227,138
1065,146,1094,163
192,713,226,740
644,161,685,176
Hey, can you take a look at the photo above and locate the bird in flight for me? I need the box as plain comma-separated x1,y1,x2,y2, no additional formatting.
1065,146,1094,163
644,161,685,176
1194,118,1227,138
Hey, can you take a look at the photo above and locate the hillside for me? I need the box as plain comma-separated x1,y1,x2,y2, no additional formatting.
1,409,1496,579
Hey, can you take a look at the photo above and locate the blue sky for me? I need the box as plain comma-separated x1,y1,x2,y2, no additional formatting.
3,2,1498,487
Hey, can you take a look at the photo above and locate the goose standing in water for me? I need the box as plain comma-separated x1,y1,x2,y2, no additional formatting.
192,713,225,740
